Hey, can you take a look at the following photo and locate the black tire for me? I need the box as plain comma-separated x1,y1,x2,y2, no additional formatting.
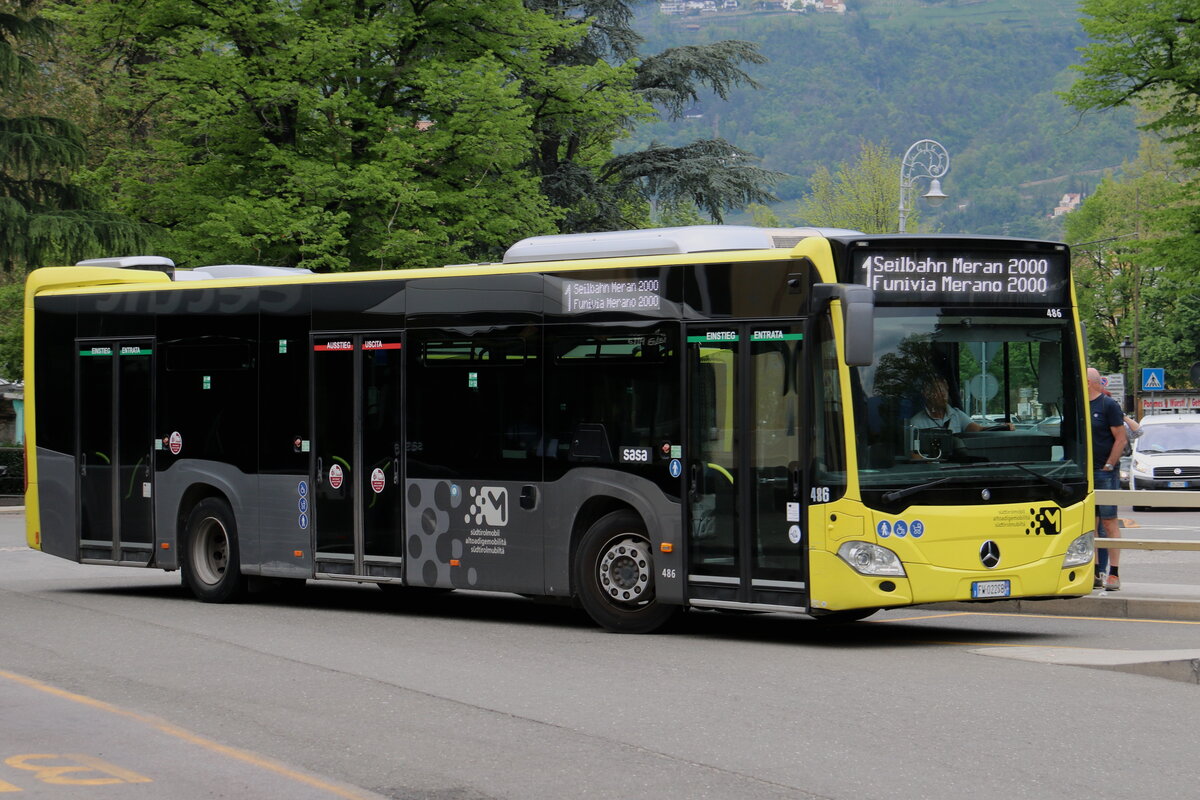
812,608,878,624
181,498,247,603
575,509,676,633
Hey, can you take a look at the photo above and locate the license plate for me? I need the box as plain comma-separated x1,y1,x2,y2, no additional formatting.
1168,480,1190,488
972,580,1011,599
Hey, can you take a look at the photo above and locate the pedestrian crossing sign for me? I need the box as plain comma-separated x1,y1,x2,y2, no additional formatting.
1142,367,1165,391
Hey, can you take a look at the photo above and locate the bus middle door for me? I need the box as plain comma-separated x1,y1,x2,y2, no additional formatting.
311,333,405,581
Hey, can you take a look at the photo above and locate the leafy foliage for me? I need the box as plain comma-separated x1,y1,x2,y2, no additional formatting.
604,139,777,224
0,0,152,272
1063,0,1200,388
1065,136,1200,387
528,0,778,231
38,0,780,268
47,0,578,269
1065,0,1200,167
793,141,904,233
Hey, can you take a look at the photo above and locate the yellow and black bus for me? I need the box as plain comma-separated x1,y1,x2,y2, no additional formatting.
23,226,1095,631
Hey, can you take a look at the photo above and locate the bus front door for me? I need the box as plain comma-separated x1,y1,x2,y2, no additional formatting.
686,325,807,608
76,339,155,564
311,333,405,582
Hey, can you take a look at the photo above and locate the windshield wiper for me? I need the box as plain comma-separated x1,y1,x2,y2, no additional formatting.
882,477,952,503
941,460,1070,495
1162,448,1200,454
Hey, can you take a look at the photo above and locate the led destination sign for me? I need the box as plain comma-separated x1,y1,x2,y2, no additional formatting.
852,247,1069,306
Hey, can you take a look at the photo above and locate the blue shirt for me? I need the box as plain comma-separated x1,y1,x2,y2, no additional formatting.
1090,394,1124,469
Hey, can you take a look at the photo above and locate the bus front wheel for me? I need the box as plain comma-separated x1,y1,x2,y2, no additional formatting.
181,498,247,603
575,510,676,634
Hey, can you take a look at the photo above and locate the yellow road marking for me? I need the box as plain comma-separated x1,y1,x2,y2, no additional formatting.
5,754,151,785
877,610,1200,625
0,669,377,800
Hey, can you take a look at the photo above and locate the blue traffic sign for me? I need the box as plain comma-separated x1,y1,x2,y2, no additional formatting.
1142,368,1165,392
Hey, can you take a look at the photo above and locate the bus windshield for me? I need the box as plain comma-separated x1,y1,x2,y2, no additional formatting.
849,307,1087,506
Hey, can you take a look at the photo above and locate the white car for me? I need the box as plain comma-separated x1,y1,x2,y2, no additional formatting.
1128,414,1200,503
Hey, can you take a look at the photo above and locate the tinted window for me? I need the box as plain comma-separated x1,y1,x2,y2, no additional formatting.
545,324,681,492
34,300,77,455
156,299,260,473
406,328,541,481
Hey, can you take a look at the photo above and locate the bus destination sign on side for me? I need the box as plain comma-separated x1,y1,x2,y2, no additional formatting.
851,248,1069,306
561,278,662,313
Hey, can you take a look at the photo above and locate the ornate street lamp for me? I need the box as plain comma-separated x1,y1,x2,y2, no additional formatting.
1119,337,1135,414
898,139,950,233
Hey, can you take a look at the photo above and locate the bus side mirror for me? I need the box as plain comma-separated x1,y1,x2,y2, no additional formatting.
812,284,875,367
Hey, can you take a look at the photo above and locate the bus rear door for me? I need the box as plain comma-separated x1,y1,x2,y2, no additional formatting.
76,339,155,564
311,333,405,581
686,324,807,609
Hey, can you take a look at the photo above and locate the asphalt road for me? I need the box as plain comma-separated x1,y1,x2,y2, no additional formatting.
2,508,1199,800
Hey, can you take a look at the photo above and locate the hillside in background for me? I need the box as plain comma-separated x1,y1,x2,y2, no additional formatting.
629,0,1139,237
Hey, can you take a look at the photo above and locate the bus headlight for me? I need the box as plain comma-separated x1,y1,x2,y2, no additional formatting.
1062,531,1094,568
837,541,906,576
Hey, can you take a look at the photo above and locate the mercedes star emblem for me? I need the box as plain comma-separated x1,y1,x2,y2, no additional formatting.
980,540,1001,569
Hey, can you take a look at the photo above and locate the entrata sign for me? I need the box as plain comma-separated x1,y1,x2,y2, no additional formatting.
851,244,1070,307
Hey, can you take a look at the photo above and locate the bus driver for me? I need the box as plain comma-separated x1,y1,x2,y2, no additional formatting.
908,376,982,435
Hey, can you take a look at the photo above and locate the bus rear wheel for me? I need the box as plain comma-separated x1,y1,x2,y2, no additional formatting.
575,510,675,633
181,498,247,603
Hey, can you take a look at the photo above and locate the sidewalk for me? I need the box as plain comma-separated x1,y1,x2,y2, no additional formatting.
929,581,1200,621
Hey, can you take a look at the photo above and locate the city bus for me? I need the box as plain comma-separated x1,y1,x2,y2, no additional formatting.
23,226,1095,632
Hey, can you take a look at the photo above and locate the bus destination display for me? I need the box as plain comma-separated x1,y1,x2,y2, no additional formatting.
561,277,662,313
852,248,1069,306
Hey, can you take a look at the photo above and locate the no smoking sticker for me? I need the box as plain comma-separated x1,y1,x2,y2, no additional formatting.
328,463,344,490
370,468,386,493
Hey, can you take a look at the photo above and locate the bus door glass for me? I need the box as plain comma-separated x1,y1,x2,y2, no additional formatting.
76,339,155,562
686,325,806,606
311,333,404,580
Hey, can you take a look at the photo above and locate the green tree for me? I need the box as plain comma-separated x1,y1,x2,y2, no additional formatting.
46,0,781,270
1065,136,1200,386
1065,0,1200,168
1064,0,1200,388
792,141,904,233
49,0,575,270
0,0,150,273
524,0,779,231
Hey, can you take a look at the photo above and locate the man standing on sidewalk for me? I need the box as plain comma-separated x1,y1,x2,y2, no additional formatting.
1088,367,1127,590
